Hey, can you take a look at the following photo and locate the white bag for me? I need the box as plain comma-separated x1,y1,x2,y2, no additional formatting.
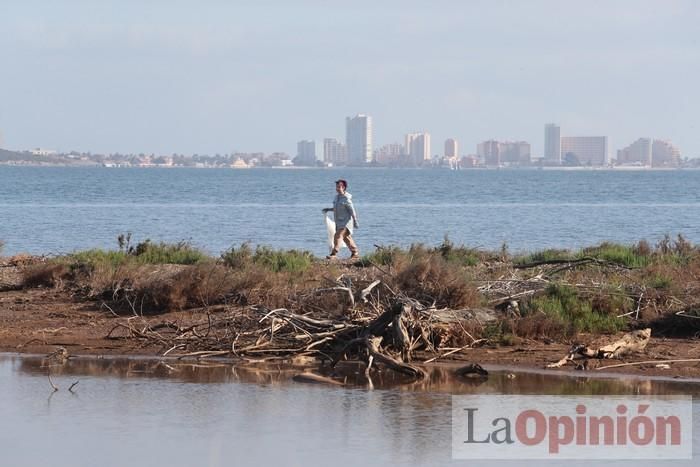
325,213,346,251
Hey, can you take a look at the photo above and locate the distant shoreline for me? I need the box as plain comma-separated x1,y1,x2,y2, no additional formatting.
0,162,695,171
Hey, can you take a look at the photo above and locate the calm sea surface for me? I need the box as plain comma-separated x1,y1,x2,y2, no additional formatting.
2,355,699,467
1,166,699,256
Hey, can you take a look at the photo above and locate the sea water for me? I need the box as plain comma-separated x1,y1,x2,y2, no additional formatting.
1,166,699,256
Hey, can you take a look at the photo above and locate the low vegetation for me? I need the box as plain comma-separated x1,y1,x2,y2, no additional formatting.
579,242,651,268
522,284,625,335
16,233,700,346
220,243,314,273
514,248,574,266
70,238,208,266
514,235,696,269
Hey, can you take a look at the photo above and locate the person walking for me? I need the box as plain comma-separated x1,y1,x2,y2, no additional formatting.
322,179,359,259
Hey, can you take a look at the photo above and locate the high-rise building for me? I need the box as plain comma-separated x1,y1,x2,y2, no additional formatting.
477,140,530,166
323,138,346,166
444,138,458,158
295,140,316,166
405,132,431,165
617,138,652,166
345,114,373,165
560,136,608,166
374,143,403,165
500,141,531,164
544,124,561,163
652,139,681,167
477,140,501,166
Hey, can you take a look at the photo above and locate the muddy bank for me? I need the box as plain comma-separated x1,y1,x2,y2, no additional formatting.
2,242,700,380
2,285,700,379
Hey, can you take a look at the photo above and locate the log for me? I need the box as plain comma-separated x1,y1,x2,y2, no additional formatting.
392,312,410,362
368,301,408,336
547,328,652,368
292,372,345,386
365,336,425,379
455,363,489,378
360,280,381,303
597,328,651,358
423,344,472,364
595,358,700,371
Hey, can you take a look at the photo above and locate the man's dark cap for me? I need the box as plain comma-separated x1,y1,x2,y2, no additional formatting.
335,179,347,188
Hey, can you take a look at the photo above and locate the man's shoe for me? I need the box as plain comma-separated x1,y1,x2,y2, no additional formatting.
350,254,360,260
326,254,337,260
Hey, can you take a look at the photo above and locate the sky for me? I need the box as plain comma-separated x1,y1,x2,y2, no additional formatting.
1,0,698,157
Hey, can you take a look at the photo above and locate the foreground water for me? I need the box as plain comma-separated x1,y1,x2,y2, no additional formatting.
1,167,700,256
1,355,698,467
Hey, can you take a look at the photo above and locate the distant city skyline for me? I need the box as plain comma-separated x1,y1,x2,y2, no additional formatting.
1,1,698,157
293,117,683,167
2,113,687,168
1,113,693,161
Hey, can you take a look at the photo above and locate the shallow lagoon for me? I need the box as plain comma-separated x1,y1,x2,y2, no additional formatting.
1,355,698,467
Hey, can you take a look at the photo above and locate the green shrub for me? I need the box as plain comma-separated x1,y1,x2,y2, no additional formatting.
579,242,650,268
651,234,697,265
359,245,404,266
131,240,207,265
590,285,635,317
483,321,506,341
70,249,130,266
221,244,314,273
648,274,672,290
252,245,314,273
523,283,624,335
220,243,254,269
514,248,574,265
434,236,480,266
68,240,207,268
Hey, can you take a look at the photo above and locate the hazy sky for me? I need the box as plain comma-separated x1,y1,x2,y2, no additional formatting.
1,0,698,157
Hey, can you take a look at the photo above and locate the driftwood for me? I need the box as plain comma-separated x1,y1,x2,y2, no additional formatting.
547,328,652,368
104,295,438,380
595,358,700,371
365,336,424,378
83,247,687,382
514,256,634,271
455,363,489,378
330,302,426,379
360,280,381,303
292,372,345,385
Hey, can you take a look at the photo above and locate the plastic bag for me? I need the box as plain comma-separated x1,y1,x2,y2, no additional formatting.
325,213,346,251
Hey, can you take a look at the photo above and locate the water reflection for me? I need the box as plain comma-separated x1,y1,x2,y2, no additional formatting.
13,355,700,396
2,354,699,467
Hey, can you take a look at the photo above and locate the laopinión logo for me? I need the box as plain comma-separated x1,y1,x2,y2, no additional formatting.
452,395,692,459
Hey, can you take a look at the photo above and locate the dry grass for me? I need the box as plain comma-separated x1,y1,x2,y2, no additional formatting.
15,237,700,343
376,244,481,309
502,314,570,341
138,263,235,311
22,263,70,288
96,263,241,313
